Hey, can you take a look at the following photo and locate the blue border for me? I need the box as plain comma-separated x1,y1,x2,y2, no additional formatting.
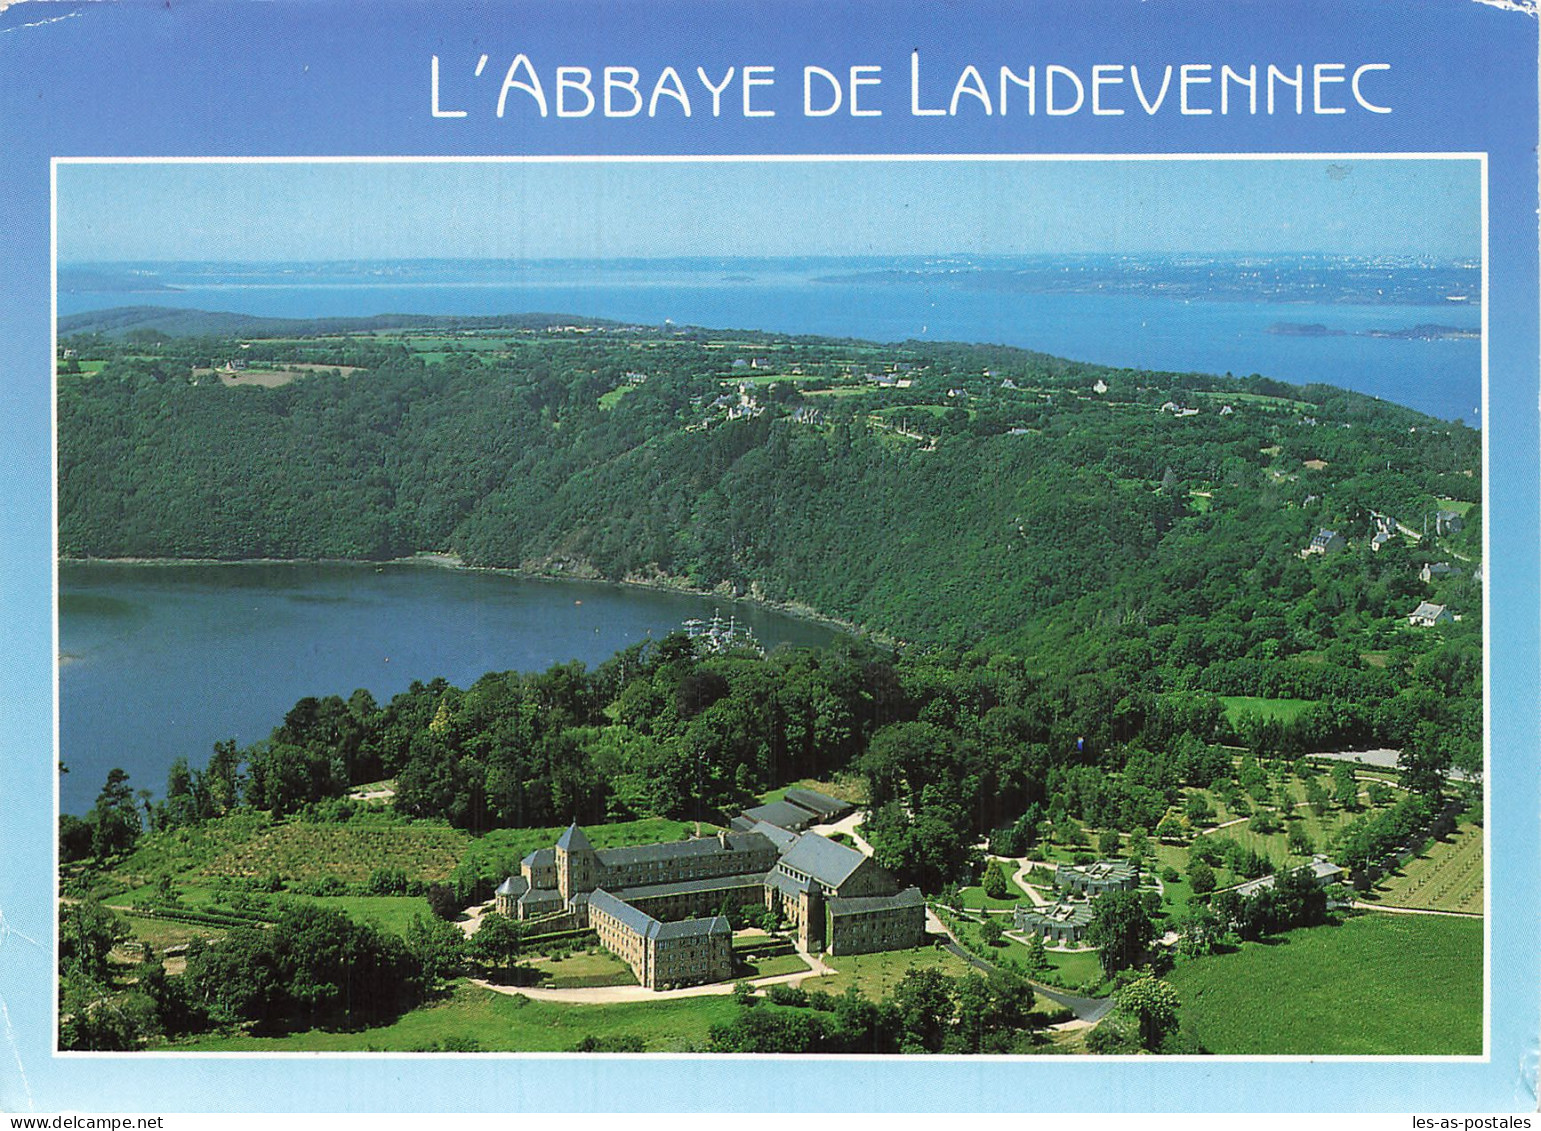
2,0,1536,1113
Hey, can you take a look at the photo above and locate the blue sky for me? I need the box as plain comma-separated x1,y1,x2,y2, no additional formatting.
57,157,1481,262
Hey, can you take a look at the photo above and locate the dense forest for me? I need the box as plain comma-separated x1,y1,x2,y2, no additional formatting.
58,314,1483,825
64,624,1474,897
59,314,1481,656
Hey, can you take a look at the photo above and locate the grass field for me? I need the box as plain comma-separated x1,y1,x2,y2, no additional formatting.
598,385,637,410
114,911,226,955
740,952,814,979
945,914,1108,994
526,947,638,989
956,878,1033,910
298,894,431,937
816,945,972,998
1364,821,1484,914
171,981,741,1053
1167,913,1482,1055
802,385,878,398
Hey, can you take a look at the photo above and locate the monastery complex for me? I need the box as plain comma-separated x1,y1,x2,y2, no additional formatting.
494,789,926,989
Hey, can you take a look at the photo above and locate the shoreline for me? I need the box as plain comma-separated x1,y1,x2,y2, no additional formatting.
59,552,883,646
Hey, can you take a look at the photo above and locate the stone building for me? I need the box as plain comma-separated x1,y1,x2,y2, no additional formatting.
826,888,927,955
765,831,921,953
587,889,734,990
499,816,926,988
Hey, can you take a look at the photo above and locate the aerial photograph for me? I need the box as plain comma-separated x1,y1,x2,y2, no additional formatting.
55,158,1484,1056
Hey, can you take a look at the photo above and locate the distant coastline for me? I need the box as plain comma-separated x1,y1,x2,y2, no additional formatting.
1268,321,1480,341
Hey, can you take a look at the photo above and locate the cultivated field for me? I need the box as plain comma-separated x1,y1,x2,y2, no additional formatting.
1167,913,1482,1055
195,819,469,883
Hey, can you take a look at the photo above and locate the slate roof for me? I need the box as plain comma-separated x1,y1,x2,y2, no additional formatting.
556,821,595,853
1410,601,1448,620
826,887,924,916
517,887,564,909
598,831,775,868
652,916,730,940
768,869,815,898
1058,860,1135,883
521,847,555,868
747,820,798,851
783,788,851,820
740,800,819,830
609,872,766,902
589,889,729,940
775,832,867,888
588,889,656,935
495,875,529,897
729,815,757,832
1232,858,1344,899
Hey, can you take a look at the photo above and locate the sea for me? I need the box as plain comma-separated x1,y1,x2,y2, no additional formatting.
58,255,1483,424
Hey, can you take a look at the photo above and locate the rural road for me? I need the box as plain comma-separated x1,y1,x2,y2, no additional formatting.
1311,748,1473,784
936,936,1114,1024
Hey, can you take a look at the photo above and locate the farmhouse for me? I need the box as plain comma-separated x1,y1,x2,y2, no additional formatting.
1306,528,1346,556
497,816,926,989
1407,601,1454,627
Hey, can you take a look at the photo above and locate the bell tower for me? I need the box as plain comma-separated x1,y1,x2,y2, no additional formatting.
555,821,598,900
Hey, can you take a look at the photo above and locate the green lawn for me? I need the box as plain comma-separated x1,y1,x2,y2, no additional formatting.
297,894,430,937
526,947,638,989
168,981,740,1053
1039,947,1106,991
802,385,878,398
598,385,636,410
949,914,1108,995
740,952,813,979
957,880,1031,910
1167,913,1482,1055
816,945,972,998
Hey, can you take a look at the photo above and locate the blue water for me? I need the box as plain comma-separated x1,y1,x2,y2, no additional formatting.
58,562,842,814
58,260,1482,423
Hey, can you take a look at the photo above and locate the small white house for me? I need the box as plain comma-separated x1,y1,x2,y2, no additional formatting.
1408,601,1454,627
